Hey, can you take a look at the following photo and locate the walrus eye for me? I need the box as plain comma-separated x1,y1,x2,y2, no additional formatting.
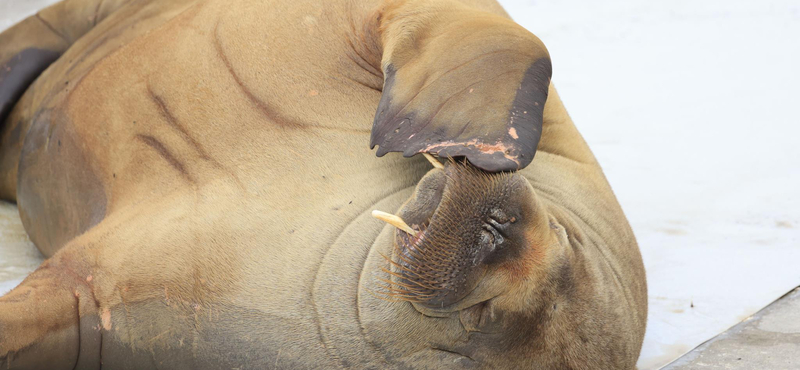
476,211,512,265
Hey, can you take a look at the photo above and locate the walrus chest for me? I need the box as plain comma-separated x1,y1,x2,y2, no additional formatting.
19,0,393,235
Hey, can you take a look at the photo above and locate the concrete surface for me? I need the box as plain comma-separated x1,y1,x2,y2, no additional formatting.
665,287,800,370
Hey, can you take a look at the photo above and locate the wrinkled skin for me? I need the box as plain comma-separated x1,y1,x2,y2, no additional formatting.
0,0,647,369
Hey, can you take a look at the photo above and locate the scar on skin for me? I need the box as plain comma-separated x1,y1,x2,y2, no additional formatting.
424,138,520,163
308,90,319,96
509,127,519,139
101,308,112,330
86,275,93,282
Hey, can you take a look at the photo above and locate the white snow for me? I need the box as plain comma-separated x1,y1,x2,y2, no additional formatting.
0,202,42,296
2,0,799,368
498,0,800,368
0,0,58,31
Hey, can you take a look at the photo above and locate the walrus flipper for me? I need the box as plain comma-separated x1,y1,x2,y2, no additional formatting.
0,50,60,128
0,0,127,201
0,266,102,370
370,0,552,172
0,0,125,125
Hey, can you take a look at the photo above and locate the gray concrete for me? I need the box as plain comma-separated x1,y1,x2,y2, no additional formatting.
664,287,800,370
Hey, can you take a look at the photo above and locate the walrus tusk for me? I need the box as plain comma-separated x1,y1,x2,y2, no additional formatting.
371,210,418,236
422,153,444,169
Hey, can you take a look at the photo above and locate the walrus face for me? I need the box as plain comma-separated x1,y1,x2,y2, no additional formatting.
378,160,553,313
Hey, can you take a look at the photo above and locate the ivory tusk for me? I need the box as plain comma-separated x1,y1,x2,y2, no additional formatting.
371,210,418,236
422,153,444,169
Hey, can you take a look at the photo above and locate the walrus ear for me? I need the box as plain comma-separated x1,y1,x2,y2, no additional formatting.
370,1,552,172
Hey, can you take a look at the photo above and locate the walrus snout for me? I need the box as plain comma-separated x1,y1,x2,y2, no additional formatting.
384,160,537,309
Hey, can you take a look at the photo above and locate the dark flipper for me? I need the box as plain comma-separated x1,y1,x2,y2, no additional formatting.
0,0,125,201
0,49,61,126
370,0,552,172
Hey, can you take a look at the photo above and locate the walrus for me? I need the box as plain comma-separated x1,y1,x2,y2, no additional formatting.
0,0,647,368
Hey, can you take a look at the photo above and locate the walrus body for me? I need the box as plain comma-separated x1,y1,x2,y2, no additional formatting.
0,0,647,368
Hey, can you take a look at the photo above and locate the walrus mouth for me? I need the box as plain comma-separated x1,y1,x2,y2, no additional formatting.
375,160,526,309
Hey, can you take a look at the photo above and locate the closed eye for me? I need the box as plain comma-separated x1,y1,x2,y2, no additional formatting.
486,217,509,238
482,221,505,247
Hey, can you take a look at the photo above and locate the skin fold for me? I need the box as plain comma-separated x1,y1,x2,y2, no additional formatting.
0,0,647,368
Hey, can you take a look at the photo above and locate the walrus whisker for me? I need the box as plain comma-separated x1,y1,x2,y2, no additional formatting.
379,287,436,300
379,268,440,291
422,153,444,169
379,253,442,291
376,276,436,292
379,251,426,279
367,285,425,303
370,280,436,301
372,210,418,236
380,250,417,272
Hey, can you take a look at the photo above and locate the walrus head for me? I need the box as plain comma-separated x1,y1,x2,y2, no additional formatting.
375,158,556,314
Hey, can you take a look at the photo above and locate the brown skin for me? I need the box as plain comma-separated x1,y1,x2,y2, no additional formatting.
0,0,646,369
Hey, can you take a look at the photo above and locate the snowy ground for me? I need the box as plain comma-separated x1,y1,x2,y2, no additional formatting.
0,203,42,295
499,0,800,368
2,0,799,369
